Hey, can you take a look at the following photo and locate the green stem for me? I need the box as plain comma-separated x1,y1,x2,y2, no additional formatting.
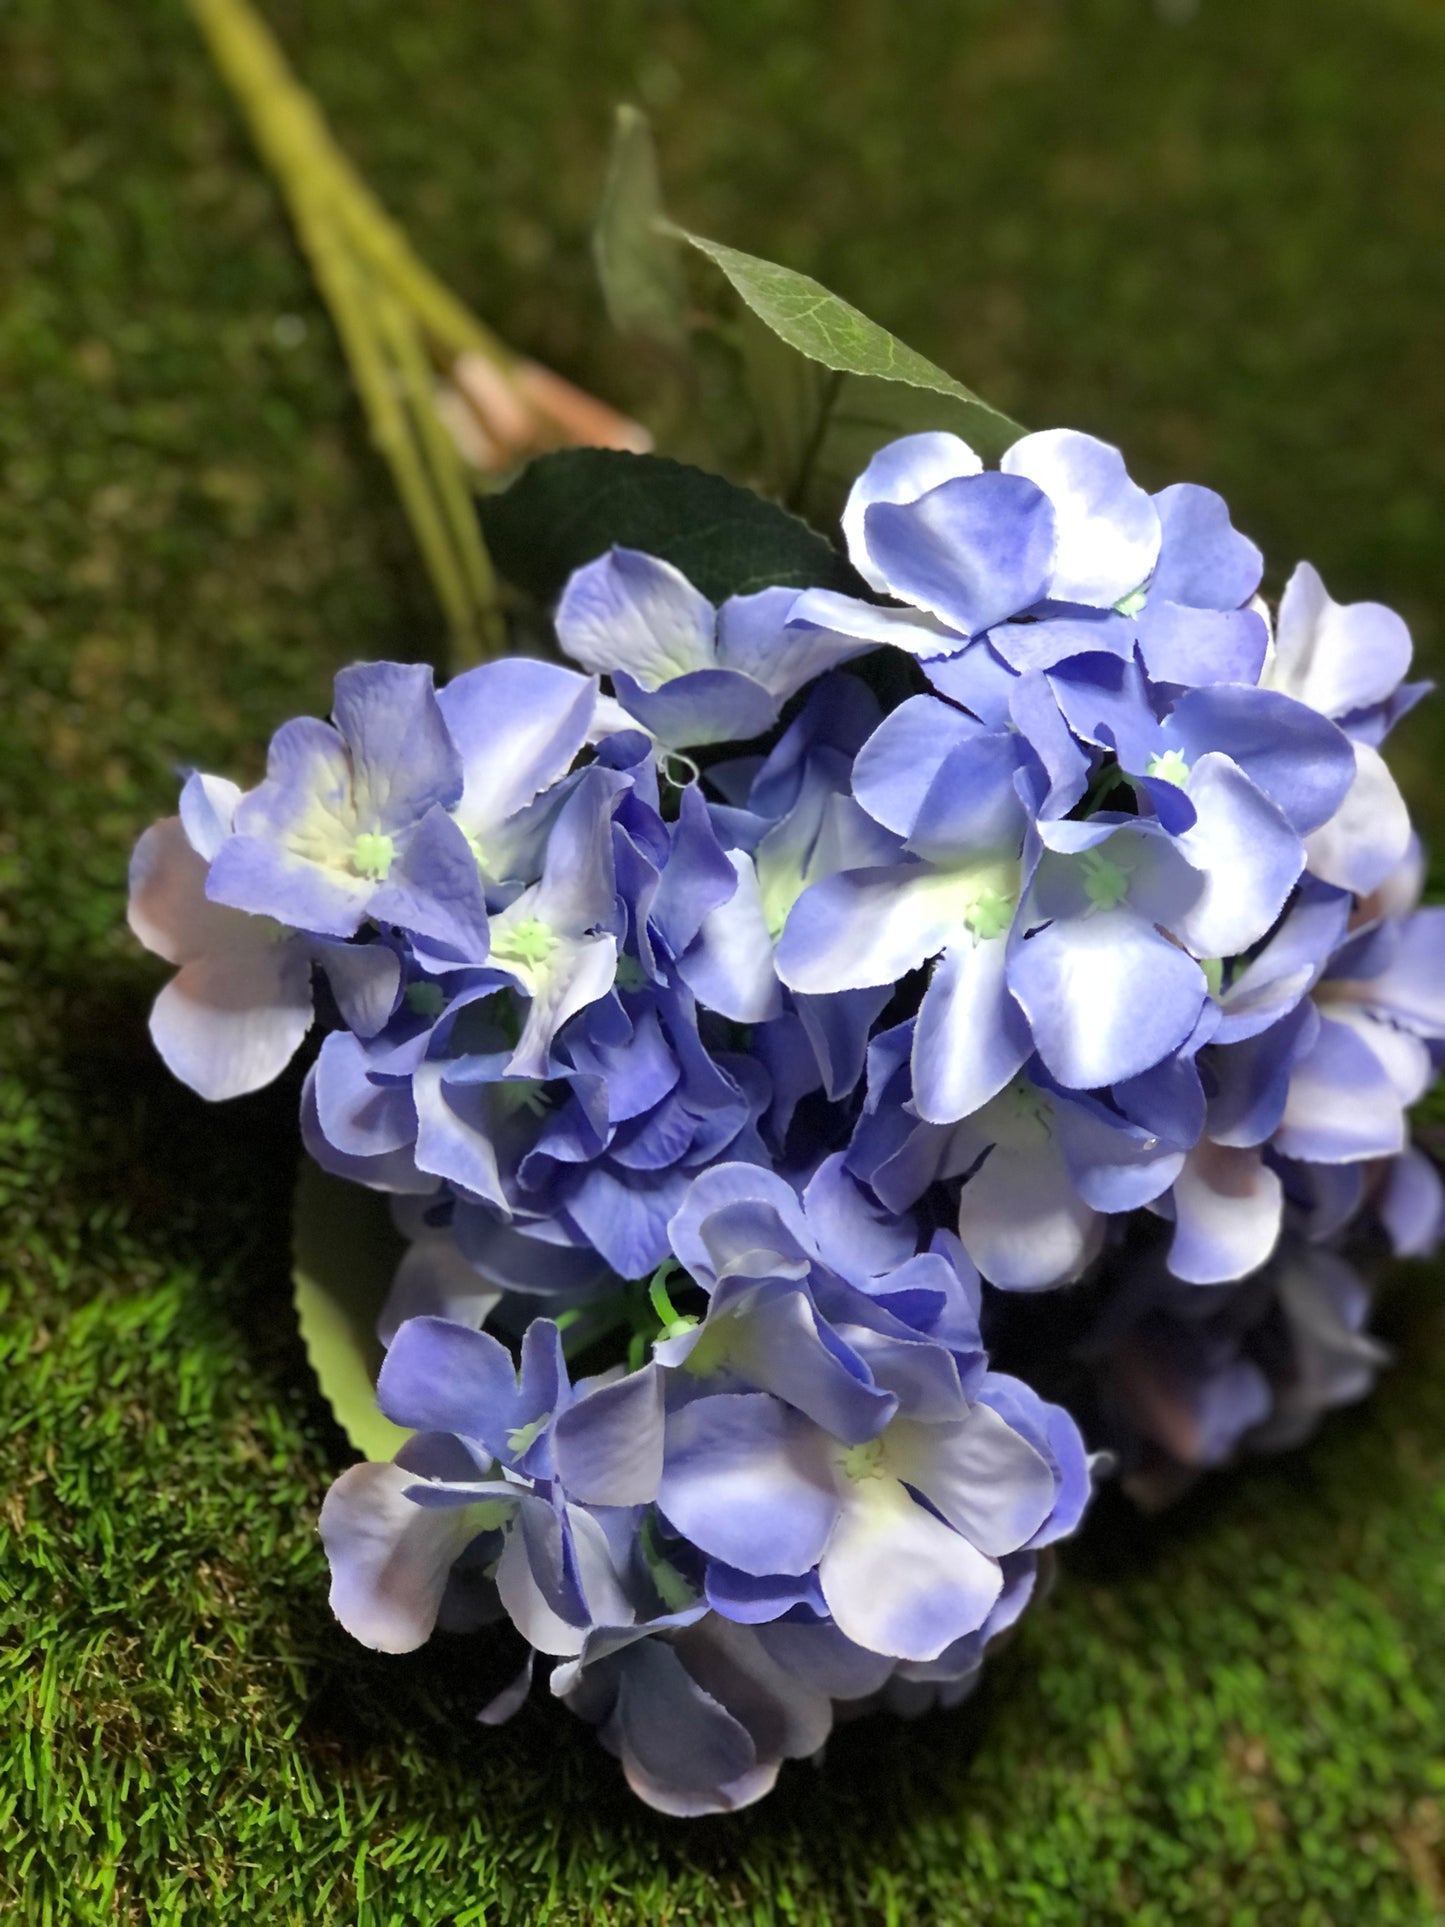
317,234,478,651
372,284,505,663
647,1263,683,1330
186,0,508,663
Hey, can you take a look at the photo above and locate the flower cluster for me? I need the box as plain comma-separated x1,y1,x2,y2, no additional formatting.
130,426,1445,1813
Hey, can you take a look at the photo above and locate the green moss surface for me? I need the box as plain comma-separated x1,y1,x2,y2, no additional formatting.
4,1,1445,1919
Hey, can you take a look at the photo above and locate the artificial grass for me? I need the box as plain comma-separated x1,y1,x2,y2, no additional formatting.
4,0,1445,1919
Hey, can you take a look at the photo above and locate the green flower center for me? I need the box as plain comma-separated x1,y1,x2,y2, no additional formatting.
351,830,395,881
1004,1076,1054,1142
961,883,1015,941
1144,748,1191,789
493,917,555,969
841,1437,888,1482
505,1415,548,1458
1080,846,1132,913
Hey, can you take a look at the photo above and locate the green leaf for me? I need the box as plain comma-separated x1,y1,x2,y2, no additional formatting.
292,1160,410,1463
675,229,1017,428
477,448,861,604
593,105,688,351
673,226,1025,524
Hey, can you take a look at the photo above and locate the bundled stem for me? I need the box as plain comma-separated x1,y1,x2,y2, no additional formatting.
187,0,508,663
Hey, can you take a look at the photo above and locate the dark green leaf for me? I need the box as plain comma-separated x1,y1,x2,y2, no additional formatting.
292,1160,410,1462
593,105,688,350
477,448,861,604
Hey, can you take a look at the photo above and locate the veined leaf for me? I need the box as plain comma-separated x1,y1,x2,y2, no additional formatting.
675,230,1008,416
590,109,1023,529
674,227,1025,525
477,447,861,604
292,1160,410,1463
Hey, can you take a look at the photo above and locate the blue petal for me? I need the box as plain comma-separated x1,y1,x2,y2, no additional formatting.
311,938,402,1038
1046,652,1161,770
1271,561,1413,719
1166,1142,1283,1284
1053,1083,1185,1210
691,1280,896,1446
912,937,1031,1126
922,641,1019,724
369,805,491,960
320,1460,502,1653
717,586,874,699
658,1393,840,1577
332,661,463,833
667,1162,813,1287
952,1105,1098,1290
564,1161,691,1277
1150,483,1262,610
651,781,739,961
555,547,716,683
1008,671,1090,820
1171,754,1303,960
609,1637,761,1804
312,1031,416,1159
775,861,970,995
794,985,892,1101
818,1473,1001,1661
786,587,965,659
1135,602,1268,689
377,1315,522,1446
612,667,781,748
884,1402,1056,1554
208,812,369,937
1163,685,1356,836
1009,909,1205,1090
801,1152,917,1281
851,695,984,839
553,1364,664,1505
840,430,983,590
905,733,1029,865
865,471,1058,637
145,929,313,1101
439,657,595,836
1207,1002,1317,1148
1303,742,1412,896
178,771,241,859
705,1562,827,1624
1273,1015,1406,1163
988,610,1136,673
1001,429,1159,608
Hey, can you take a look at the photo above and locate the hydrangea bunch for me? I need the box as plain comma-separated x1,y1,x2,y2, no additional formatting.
130,426,1445,1813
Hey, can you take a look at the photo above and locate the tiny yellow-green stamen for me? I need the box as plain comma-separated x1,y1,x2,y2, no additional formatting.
841,1437,888,1482
495,917,555,969
1080,846,1131,913
351,830,395,880
1145,748,1191,789
962,884,1015,941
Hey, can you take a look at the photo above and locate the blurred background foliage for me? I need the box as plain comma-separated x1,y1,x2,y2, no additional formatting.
4,1,1445,1920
